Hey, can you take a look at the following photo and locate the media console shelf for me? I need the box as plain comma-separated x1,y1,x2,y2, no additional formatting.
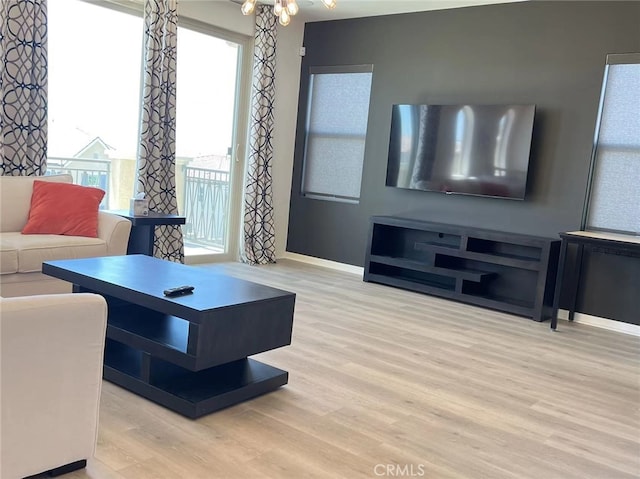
364,216,561,321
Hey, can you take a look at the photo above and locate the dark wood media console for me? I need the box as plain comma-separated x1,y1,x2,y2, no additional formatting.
364,216,560,321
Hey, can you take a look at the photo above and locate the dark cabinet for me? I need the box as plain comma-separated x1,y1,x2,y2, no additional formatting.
364,216,560,321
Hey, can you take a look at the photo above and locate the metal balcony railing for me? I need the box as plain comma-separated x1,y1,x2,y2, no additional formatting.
46,157,111,209
44,158,231,251
182,166,230,249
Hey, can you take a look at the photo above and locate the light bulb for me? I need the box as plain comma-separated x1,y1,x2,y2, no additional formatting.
274,0,283,16
287,0,299,16
240,0,255,15
279,9,291,26
321,0,337,10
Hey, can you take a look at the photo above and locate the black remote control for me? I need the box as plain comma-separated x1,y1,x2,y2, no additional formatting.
163,285,195,297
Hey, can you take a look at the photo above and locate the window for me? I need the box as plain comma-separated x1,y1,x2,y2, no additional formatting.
48,0,142,210
48,2,251,260
584,54,640,235
301,65,373,203
175,21,249,259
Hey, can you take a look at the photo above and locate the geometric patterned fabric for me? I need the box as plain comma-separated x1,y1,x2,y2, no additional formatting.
0,0,47,176
137,0,184,263
242,5,277,265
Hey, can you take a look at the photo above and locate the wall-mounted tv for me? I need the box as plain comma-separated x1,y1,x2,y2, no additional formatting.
386,104,536,200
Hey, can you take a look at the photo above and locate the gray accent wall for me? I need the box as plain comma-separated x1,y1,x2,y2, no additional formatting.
287,1,640,323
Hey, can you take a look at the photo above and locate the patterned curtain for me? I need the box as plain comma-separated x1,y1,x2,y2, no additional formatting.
137,0,183,262
242,5,277,265
0,0,47,176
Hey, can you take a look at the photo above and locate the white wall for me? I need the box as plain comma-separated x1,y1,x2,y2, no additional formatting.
271,22,305,258
178,1,304,259
178,1,254,35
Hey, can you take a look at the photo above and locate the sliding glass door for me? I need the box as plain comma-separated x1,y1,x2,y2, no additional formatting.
175,23,251,263
48,1,251,263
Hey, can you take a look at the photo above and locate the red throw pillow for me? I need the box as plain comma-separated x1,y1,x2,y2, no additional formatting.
22,181,105,237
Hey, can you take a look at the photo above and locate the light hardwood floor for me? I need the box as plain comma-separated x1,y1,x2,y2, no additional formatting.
69,259,639,479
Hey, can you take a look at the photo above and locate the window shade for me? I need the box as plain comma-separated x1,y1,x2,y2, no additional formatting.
302,66,373,203
585,55,640,234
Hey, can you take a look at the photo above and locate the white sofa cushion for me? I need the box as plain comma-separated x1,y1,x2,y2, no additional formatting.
0,243,18,274
0,272,73,297
0,232,106,274
0,174,72,233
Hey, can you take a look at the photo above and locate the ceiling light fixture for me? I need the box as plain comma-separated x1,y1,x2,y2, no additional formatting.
241,0,337,27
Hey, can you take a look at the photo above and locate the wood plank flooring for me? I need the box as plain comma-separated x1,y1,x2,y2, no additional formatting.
68,259,639,479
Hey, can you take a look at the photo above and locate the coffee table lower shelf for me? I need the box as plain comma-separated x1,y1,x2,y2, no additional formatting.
104,340,288,419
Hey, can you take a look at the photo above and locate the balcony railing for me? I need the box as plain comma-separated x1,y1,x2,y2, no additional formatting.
45,158,231,252
182,166,230,249
46,157,111,209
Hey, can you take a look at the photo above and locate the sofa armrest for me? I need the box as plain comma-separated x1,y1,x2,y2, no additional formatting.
0,293,108,479
97,211,132,255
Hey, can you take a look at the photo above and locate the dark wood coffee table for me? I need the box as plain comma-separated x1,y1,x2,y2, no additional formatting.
43,255,295,418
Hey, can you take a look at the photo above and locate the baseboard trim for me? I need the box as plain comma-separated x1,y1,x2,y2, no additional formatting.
281,253,639,337
557,310,640,336
280,252,364,276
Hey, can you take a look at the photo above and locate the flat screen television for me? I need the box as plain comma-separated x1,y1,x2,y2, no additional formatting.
386,104,536,200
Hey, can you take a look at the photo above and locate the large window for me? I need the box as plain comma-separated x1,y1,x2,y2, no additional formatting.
49,2,251,260
175,22,247,259
48,0,142,210
584,53,640,235
301,65,373,203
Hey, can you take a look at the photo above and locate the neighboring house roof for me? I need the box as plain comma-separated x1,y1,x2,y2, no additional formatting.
48,119,117,159
186,154,231,172
73,136,115,158
48,119,228,167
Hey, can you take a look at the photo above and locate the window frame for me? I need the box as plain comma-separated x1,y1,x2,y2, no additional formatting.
582,52,640,235
300,64,374,204
49,0,253,262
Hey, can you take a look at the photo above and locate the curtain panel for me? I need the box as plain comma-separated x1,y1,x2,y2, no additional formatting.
0,0,47,176
137,0,184,262
242,5,277,265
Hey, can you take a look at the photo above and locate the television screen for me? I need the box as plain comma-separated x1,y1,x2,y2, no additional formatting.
386,104,535,200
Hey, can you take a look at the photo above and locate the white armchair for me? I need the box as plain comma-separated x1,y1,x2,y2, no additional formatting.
0,293,107,479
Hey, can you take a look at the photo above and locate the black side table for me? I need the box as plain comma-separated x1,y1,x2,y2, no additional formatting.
106,210,186,256
550,230,640,330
